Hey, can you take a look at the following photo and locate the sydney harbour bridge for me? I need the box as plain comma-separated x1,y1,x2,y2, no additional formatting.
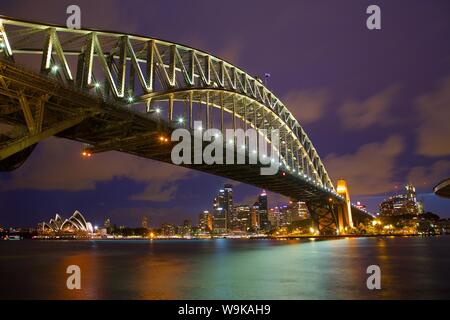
0,16,372,235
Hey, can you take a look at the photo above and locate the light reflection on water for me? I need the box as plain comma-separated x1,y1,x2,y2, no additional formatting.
1,237,450,299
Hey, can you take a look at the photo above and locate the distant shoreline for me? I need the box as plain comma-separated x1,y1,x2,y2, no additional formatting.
3,233,445,241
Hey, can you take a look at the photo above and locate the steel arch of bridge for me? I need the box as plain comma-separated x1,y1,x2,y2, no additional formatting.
0,16,336,193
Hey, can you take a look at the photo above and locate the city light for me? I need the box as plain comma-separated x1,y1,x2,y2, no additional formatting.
178,117,184,124
94,82,101,88
155,108,161,114
51,65,59,73
127,96,134,103
81,151,92,158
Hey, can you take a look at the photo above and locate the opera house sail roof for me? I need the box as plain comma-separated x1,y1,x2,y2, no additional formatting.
41,211,94,233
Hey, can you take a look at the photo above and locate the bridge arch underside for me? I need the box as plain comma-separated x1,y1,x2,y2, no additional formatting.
0,16,372,233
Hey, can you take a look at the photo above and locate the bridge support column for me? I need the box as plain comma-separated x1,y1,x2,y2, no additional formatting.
306,200,339,236
336,179,354,229
336,204,346,234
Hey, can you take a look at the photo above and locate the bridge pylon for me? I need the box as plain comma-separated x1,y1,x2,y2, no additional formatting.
336,179,354,230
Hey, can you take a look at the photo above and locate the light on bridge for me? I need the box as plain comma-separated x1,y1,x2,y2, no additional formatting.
51,65,59,73
81,151,92,158
159,136,169,143
127,96,134,103
178,117,184,124
155,108,161,114
94,82,101,88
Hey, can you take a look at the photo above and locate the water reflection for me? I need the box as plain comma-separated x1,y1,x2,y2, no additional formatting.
1,237,450,299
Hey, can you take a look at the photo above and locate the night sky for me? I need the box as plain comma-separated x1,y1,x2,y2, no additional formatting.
1,0,450,228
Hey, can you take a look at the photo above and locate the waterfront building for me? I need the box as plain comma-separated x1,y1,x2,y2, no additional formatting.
161,223,176,237
268,206,280,227
212,184,233,234
141,216,149,229
198,210,213,233
40,211,94,234
255,190,270,231
286,201,309,223
180,219,192,237
380,184,424,216
250,205,259,230
233,205,251,231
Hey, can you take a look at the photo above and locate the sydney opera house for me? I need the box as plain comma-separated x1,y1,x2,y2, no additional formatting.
40,211,94,234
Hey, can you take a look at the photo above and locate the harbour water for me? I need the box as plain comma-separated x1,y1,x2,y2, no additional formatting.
1,236,450,299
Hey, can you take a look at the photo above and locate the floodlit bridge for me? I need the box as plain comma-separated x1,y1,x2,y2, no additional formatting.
0,16,372,234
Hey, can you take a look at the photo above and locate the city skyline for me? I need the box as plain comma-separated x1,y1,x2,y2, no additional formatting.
3,181,438,231
1,0,450,228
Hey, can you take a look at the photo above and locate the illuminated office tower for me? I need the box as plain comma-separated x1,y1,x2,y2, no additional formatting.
213,184,233,234
104,218,111,229
234,205,251,231
255,190,270,231
199,210,213,232
141,216,149,229
223,184,234,230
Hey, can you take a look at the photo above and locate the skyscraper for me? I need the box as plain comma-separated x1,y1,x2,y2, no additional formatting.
104,218,111,229
250,205,259,231
380,184,424,216
287,201,309,223
199,210,213,233
213,184,233,234
234,205,251,231
255,190,270,231
141,216,149,229
224,184,234,230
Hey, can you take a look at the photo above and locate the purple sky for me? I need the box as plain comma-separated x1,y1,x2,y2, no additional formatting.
1,0,450,227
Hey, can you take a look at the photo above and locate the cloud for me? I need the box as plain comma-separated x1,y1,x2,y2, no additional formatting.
1,137,193,202
283,89,329,124
339,84,400,130
415,77,450,157
407,160,450,189
130,184,179,202
324,136,404,196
